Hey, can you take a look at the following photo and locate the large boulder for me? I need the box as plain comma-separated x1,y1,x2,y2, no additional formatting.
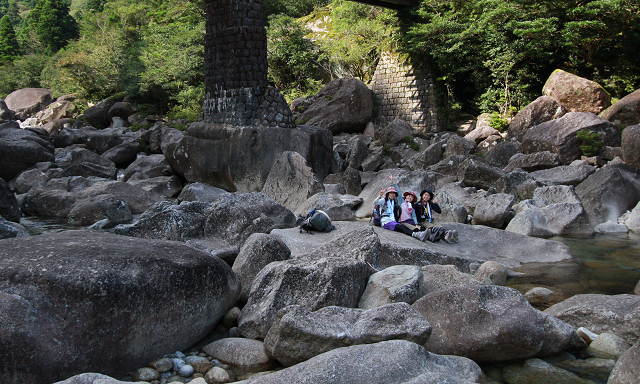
82,96,124,129
443,134,477,158
296,77,373,134
345,136,370,171
504,151,561,172
235,340,486,384
53,147,117,180
457,158,506,192
600,89,640,128
34,100,76,127
232,233,292,303
270,221,573,271
0,216,29,239
413,285,576,363
101,141,141,168
237,257,372,339
322,167,362,195
165,123,333,192
294,192,363,221
53,373,141,384
472,193,515,228
406,140,445,170
522,112,621,164
503,358,597,384
575,163,640,228
4,88,53,120
20,187,76,217
544,293,640,345
68,127,131,155
420,264,481,295
0,128,55,181
0,179,20,222
358,265,424,309
126,175,183,198
202,338,276,375
621,125,640,168
261,151,324,212
483,141,522,168
531,162,596,186
0,231,240,384
508,95,568,142
122,154,173,182
434,190,468,223
377,118,415,146
75,180,161,214
263,303,431,366
0,99,13,122
533,185,591,235
176,182,230,203
542,69,611,114
607,339,640,384
67,194,133,226
117,193,296,254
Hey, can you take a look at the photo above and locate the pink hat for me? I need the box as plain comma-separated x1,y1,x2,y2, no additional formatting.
403,191,417,201
386,187,398,196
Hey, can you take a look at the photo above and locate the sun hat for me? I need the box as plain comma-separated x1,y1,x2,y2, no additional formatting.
385,186,398,196
420,189,434,200
403,191,417,201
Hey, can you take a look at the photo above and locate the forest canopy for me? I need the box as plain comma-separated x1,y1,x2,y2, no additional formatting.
0,0,638,123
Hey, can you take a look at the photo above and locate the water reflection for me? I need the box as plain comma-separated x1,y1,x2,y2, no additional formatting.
20,216,85,236
508,233,640,307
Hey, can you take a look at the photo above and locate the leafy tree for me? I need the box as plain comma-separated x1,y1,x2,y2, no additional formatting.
264,0,329,20
34,0,79,53
267,14,325,100
5,0,19,25
0,53,50,97
0,14,19,65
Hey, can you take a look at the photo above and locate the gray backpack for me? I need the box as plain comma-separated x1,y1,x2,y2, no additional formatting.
300,209,335,233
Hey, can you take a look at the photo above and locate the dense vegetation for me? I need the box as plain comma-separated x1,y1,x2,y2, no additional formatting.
0,0,638,123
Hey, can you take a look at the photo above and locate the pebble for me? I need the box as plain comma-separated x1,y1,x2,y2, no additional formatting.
132,367,160,381
524,287,554,306
179,364,194,377
171,358,185,371
150,357,174,373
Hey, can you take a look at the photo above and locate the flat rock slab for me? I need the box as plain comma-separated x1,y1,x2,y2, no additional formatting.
271,221,572,271
0,230,239,384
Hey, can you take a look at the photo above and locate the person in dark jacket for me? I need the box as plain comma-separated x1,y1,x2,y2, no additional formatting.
414,189,458,243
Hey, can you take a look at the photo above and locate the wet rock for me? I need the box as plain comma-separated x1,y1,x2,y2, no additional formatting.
294,192,363,221
263,303,431,366
542,69,611,114
472,193,515,228
0,216,29,239
594,221,629,233
508,95,568,142
522,112,620,165
232,233,292,303
554,357,615,384
238,257,371,339
297,77,373,134
205,367,234,383
358,265,424,309
525,287,554,306
235,340,486,384
0,231,240,384
202,338,275,375
607,339,640,384
544,293,640,345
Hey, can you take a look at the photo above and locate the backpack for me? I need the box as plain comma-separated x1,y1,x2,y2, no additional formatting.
371,204,381,226
300,209,335,233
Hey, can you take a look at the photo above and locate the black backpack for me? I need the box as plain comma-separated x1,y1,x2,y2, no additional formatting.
300,209,335,233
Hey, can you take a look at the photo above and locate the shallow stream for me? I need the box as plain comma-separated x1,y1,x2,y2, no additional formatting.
18,217,640,308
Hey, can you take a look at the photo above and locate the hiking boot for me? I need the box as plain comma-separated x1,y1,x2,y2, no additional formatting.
427,227,439,242
413,230,428,242
434,227,446,242
451,229,459,243
443,230,454,243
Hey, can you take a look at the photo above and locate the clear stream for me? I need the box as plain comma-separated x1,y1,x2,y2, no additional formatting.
19,217,640,308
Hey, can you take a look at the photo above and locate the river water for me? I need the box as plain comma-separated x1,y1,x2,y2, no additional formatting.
18,217,640,308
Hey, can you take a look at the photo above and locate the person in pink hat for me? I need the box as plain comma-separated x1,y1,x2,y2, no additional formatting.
374,175,429,241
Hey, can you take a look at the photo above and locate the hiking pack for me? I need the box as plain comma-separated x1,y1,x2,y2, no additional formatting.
371,204,381,226
300,209,335,233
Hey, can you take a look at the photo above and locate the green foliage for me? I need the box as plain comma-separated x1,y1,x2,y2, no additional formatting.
0,53,50,96
0,15,19,65
576,130,603,157
138,137,152,154
267,14,325,102
488,111,513,132
264,0,328,19
401,135,420,150
403,0,640,120
30,0,79,54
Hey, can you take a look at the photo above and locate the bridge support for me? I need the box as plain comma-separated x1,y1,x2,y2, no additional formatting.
203,0,294,127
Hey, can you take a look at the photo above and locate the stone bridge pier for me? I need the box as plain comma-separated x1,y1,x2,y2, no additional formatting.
203,0,294,127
